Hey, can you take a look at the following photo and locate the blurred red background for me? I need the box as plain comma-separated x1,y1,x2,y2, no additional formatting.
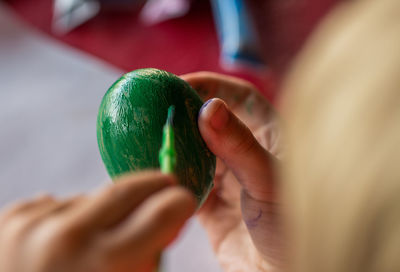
4,0,340,101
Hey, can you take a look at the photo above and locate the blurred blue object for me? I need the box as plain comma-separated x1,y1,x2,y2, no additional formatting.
210,0,266,70
52,0,265,72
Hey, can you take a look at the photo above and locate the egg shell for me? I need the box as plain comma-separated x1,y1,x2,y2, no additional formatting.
97,68,216,205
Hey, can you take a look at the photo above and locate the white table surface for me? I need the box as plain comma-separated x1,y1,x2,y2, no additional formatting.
0,4,222,271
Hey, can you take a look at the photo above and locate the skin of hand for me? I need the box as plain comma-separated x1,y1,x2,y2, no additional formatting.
181,72,283,272
0,171,196,272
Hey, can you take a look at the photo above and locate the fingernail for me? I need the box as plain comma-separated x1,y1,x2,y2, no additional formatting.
208,100,230,130
198,99,230,130
199,99,213,116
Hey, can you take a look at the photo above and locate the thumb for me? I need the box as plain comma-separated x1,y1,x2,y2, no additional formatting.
198,98,276,202
199,98,283,268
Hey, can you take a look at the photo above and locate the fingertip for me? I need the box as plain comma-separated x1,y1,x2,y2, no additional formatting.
174,187,197,216
198,98,230,131
152,187,197,231
161,173,178,186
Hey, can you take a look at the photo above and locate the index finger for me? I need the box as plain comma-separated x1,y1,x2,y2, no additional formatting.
95,187,196,272
65,171,176,234
182,72,275,133
181,72,254,104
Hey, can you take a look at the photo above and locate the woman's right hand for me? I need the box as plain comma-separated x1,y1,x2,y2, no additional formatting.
0,171,196,272
182,72,283,272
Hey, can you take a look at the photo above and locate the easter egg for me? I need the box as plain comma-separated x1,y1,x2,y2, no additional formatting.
97,68,216,205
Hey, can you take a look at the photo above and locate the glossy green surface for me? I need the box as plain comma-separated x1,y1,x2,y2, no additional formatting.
97,68,216,205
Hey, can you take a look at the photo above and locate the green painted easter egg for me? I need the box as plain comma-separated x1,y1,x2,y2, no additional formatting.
97,68,216,205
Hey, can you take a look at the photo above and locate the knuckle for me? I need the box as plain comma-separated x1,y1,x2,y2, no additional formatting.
193,71,214,78
23,220,85,271
0,215,30,239
95,185,124,202
98,186,118,199
34,194,54,201
37,219,78,252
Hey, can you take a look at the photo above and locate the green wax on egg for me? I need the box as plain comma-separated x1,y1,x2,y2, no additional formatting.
97,68,216,206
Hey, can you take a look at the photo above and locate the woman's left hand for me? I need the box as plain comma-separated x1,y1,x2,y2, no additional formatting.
182,72,283,272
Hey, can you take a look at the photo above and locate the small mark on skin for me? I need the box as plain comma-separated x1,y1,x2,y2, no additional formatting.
233,94,241,102
245,208,262,229
245,98,254,115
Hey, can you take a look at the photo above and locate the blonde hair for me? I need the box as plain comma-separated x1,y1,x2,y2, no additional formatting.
280,0,400,271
